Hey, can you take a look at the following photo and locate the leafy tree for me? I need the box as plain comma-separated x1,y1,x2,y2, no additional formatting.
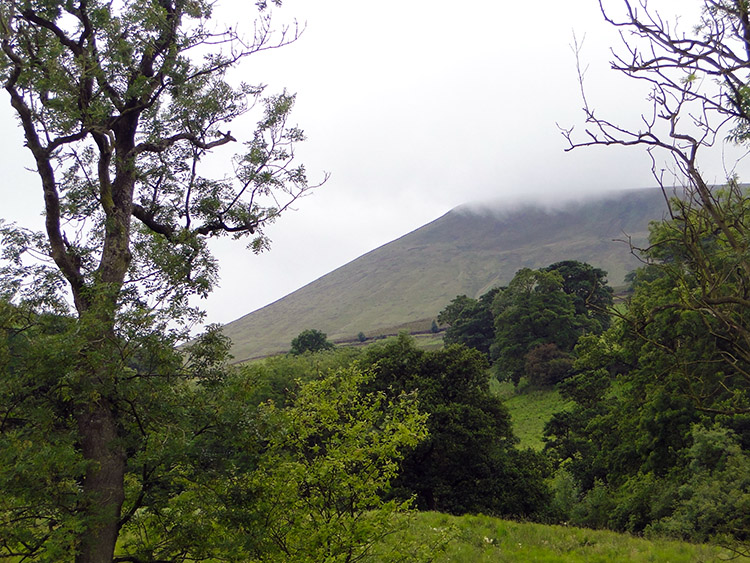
437,289,498,358
290,328,335,355
492,268,590,385
0,0,324,560
437,295,474,326
543,0,750,545
543,260,613,332
237,366,428,562
361,334,549,517
648,424,750,548
544,221,750,537
0,307,427,561
0,305,241,561
564,0,750,412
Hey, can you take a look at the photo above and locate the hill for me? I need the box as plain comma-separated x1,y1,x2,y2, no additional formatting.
220,188,669,361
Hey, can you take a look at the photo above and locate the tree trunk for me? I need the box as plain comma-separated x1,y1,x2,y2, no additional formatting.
75,400,126,563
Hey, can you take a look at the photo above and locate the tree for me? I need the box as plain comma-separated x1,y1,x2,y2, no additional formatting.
361,334,549,516
0,1,323,560
563,0,750,404
542,0,750,544
543,261,613,332
290,328,335,355
524,342,574,387
437,289,498,358
237,366,428,562
0,306,241,561
543,220,750,538
492,268,589,385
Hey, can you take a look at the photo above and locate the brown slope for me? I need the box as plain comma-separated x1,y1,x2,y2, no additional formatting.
221,188,668,361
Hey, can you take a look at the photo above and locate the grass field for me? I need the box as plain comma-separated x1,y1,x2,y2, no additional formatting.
493,381,571,450
375,511,747,562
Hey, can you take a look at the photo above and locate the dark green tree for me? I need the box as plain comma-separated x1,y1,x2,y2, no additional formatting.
543,260,613,332
544,200,750,537
492,268,588,385
0,0,324,560
548,0,750,546
565,0,750,415
524,342,574,387
437,288,498,358
361,333,549,516
290,328,335,355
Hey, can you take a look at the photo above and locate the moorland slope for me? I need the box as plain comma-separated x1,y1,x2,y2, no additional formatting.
221,188,669,361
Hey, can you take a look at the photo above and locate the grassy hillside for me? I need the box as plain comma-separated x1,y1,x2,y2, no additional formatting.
495,382,570,451
375,511,745,562
221,188,668,362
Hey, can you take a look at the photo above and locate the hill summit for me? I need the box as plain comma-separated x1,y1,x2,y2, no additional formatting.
221,188,669,362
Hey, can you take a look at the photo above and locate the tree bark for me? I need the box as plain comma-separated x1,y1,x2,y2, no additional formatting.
76,401,126,563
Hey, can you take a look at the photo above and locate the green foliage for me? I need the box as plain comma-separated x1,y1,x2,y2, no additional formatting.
290,328,336,355
238,366,428,562
546,0,750,551
647,424,750,546
543,260,614,332
525,343,574,387
239,347,362,407
438,290,497,358
0,304,228,560
542,190,750,544
0,0,323,558
360,333,550,517
1,309,426,561
493,267,599,385
0,303,84,559
437,261,613,386
0,321,426,561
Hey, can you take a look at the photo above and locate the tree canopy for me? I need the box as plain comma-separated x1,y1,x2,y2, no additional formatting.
436,261,612,387
437,289,497,358
492,264,608,386
0,0,328,560
361,334,549,517
290,328,335,355
543,0,750,551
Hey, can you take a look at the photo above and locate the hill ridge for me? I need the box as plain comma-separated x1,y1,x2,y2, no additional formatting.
220,188,668,362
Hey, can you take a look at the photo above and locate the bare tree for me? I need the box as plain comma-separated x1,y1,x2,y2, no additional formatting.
563,0,750,418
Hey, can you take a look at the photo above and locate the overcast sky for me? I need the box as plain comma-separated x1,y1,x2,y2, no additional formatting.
2,0,741,328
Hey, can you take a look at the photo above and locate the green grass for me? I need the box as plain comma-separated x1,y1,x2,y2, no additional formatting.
375,511,747,562
493,381,571,450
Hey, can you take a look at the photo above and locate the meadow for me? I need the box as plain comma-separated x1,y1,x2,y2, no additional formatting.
376,511,747,562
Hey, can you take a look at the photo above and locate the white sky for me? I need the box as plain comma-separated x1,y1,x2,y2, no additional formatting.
2,0,741,328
